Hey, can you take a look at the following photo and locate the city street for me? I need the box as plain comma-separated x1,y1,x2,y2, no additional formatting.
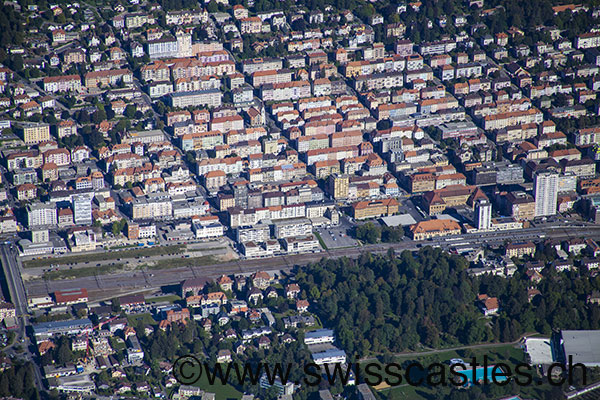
0,244,45,389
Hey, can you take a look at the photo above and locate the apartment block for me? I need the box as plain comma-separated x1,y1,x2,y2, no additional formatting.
169,90,222,108
18,123,51,145
351,198,399,220
84,69,133,88
261,81,311,102
43,75,82,93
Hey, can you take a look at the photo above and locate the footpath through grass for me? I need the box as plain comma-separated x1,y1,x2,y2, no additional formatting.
24,244,185,269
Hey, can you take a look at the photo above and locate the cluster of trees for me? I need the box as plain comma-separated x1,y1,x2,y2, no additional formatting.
144,322,200,361
31,313,71,324
58,134,85,150
0,362,38,400
110,218,128,236
297,247,600,358
40,336,77,367
483,263,600,338
137,304,318,400
355,222,403,244
158,0,201,11
0,4,25,49
72,108,106,125
554,114,600,134
297,249,481,357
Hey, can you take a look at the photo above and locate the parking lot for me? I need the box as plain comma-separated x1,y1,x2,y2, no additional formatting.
315,224,358,249
398,198,428,223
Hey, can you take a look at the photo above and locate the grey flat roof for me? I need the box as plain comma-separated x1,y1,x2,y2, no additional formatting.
305,329,334,339
562,330,600,366
381,214,416,227
33,318,92,334
524,337,554,365
312,349,346,359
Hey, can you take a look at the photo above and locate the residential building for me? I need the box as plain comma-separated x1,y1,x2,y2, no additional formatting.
534,170,559,217
72,194,93,225
474,199,492,230
351,198,399,220
28,203,57,227
18,123,50,145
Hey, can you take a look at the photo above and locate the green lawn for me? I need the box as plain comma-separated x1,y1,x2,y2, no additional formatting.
143,255,220,270
382,379,564,400
178,363,243,400
110,337,126,351
390,344,525,366
23,244,186,268
313,231,328,250
371,344,546,400
127,313,156,326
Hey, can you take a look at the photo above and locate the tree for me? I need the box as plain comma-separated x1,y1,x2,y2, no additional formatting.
382,226,402,242
291,18,306,31
185,151,196,164
111,297,121,312
88,130,105,149
76,110,90,124
355,222,381,244
11,55,23,72
111,219,126,236
56,338,73,365
91,108,107,124
206,0,218,12
124,104,136,119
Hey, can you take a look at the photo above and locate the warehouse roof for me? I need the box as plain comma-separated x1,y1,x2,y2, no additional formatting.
561,330,600,367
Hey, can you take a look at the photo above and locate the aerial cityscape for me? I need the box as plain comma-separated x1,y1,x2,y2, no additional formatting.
0,0,600,398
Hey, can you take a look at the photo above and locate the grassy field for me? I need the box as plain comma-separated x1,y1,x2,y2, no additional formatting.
371,344,548,400
142,255,220,270
42,263,125,280
146,295,181,304
23,244,186,269
381,377,560,400
127,313,156,326
390,344,525,365
313,231,328,250
110,337,126,352
180,363,243,400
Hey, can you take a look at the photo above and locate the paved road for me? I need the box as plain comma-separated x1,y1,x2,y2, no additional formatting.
0,244,45,389
1,244,28,337
23,224,598,301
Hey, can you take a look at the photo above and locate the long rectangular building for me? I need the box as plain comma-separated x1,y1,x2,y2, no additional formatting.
85,69,133,88
409,219,462,240
33,318,93,340
168,89,222,108
480,108,544,131
242,57,283,74
351,198,399,220
261,81,311,102
43,75,82,93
